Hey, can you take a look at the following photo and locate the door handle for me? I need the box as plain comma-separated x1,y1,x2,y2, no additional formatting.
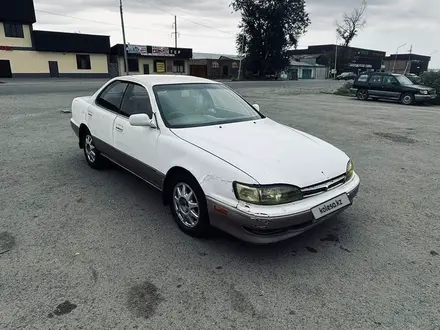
115,124,123,132
88,111,93,117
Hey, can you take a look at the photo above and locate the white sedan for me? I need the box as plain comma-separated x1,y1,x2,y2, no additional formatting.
70,75,360,244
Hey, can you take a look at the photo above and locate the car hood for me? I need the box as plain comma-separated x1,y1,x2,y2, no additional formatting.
407,84,433,91
171,119,350,187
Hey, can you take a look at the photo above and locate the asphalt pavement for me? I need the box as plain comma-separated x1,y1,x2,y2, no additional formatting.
0,79,439,329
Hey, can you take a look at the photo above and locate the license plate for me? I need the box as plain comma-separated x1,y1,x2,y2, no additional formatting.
311,194,351,220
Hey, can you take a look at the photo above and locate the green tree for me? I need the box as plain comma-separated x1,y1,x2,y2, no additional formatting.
231,0,310,77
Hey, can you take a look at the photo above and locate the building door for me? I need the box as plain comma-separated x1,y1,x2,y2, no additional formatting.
222,65,229,77
143,64,150,74
48,61,59,78
302,69,312,79
0,60,12,78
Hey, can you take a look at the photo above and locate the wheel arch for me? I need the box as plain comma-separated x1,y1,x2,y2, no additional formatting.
162,166,203,205
78,124,90,149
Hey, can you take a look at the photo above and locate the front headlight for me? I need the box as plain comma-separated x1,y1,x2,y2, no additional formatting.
346,160,354,181
233,182,303,205
420,90,428,95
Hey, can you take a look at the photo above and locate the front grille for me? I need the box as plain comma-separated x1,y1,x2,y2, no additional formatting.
301,174,346,198
429,90,437,95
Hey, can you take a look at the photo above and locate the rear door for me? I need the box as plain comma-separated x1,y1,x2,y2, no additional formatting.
87,80,129,153
113,83,163,188
367,74,384,97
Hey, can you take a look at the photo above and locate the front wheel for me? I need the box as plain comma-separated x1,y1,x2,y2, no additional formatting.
357,89,369,101
170,176,210,237
401,93,414,105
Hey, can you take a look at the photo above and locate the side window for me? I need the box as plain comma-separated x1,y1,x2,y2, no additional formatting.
358,75,368,82
120,84,153,118
369,75,383,84
382,76,397,85
96,81,128,112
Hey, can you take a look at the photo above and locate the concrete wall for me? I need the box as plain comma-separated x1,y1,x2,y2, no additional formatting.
0,49,109,77
0,23,33,48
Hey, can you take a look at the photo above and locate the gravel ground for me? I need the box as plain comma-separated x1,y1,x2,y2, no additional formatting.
0,79,439,330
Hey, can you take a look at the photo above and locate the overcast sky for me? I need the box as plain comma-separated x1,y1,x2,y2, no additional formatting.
33,0,440,68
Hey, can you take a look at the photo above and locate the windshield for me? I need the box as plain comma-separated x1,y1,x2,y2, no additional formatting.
395,75,413,85
153,83,263,128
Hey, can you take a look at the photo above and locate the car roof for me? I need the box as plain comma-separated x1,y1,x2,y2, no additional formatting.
117,74,218,87
361,72,402,76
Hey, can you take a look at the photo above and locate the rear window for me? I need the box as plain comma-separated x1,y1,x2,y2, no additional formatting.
358,75,368,82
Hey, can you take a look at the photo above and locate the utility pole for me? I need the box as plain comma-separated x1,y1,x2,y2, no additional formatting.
119,0,129,75
404,45,412,74
237,36,245,80
393,43,407,73
173,16,178,48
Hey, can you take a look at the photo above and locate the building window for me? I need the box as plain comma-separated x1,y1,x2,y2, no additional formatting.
232,62,239,69
4,23,24,38
173,60,185,73
76,55,91,70
154,60,166,73
212,61,219,69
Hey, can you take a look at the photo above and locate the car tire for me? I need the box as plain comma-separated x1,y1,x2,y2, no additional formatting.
357,89,369,101
82,130,105,169
401,93,414,105
169,174,211,238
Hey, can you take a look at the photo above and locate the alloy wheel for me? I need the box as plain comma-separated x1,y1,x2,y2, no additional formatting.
402,95,413,105
173,183,200,228
84,135,96,163
357,90,368,100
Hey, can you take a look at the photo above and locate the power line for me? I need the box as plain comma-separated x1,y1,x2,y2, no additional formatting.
130,0,235,36
34,9,232,39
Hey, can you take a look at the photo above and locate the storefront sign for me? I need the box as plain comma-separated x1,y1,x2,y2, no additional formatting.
126,44,192,58
349,63,373,68
0,45,12,51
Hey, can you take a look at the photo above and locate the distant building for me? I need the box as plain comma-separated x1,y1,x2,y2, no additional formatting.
288,44,386,75
110,44,193,77
189,53,241,79
383,54,431,75
287,60,328,80
0,0,111,78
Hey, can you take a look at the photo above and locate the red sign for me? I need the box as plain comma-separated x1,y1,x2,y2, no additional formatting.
0,46,12,51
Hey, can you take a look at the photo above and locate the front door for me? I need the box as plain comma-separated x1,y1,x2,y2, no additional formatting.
222,65,229,77
113,83,162,188
381,75,401,99
88,80,129,153
143,64,150,74
48,61,59,78
0,60,12,78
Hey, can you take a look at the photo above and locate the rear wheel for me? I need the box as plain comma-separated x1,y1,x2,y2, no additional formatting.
357,89,369,101
169,174,210,237
401,93,414,105
82,131,105,169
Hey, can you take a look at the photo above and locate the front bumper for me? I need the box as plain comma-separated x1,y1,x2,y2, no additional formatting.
207,174,360,244
414,94,437,102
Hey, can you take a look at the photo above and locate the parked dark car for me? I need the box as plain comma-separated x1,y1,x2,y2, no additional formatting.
337,72,358,80
351,72,436,105
405,73,421,84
